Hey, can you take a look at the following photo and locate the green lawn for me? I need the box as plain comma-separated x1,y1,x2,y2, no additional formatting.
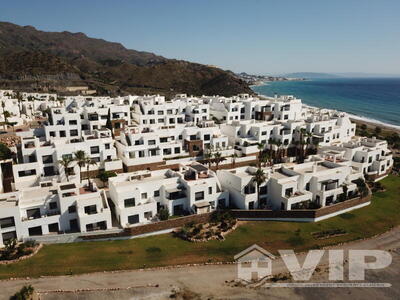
0,175,399,279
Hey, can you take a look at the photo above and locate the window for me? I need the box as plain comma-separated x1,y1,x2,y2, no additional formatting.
90,146,100,154
105,143,110,150
141,193,147,199
0,217,15,229
62,154,73,160
42,155,53,164
2,231,17,243
160,137,168,143
148,140,156,145
144,211,153,220
69,120,77,125
195,191,204,201
44,166,55,176
208,187,212,194
68,205,76,214
70,129,78,136
84,205,97,215
124,198,135,208
285,188,293,197
49,131,56,137
204,134,210,141
27,208,41,219
60,131,66,137
154,190,160,197
128,214,139,224
18,169,36,177
175,147,180,154
158,111,164,115
48,223,59,233
28,226,43,236
260,186,268,194
49,202,58,210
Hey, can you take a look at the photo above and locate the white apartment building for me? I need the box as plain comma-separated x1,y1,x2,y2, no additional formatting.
115,121,230,171
13,129,122,190
319,136,393,181
304,112,356,147
218,157,363,211
46,99,131,139
209,94,304,123
109,163,229,227
0,181,112,247
131,95,186,126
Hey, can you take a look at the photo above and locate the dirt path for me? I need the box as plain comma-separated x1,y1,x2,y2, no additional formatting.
2,227,400,299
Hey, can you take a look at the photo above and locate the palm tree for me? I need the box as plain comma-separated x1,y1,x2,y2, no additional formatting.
16,91,23,117
304,132,312,157
275,140,282,163
58,156,73,182
85,157,97,187
231,153,238,168
298,128,308,161
312,138,320,154
252,168,267,208
1,101,6,129
268,138,274,164
213,151,225,170
257,142,265,163
260,152,270,167
74,150,88,183
257,142,265,167
203,146,214,169
3,111,11,129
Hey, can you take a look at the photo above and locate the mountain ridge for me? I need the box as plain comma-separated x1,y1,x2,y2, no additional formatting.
0,22,252,97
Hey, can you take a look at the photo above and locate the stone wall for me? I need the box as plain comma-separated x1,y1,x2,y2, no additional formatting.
81,213,212,240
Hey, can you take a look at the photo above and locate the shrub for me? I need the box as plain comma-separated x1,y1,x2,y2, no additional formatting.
159,208,169,221
10,285,34,300
210,210,234,223
0,143,12,160
23,239,38,248
146,247,161,253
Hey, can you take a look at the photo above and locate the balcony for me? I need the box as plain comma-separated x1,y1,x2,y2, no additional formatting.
22,210,61,222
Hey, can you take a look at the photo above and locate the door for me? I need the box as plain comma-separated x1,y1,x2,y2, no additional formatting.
69,219,79,232
249,201,254,210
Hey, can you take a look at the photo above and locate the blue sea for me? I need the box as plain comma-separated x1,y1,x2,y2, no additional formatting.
252,78,400,128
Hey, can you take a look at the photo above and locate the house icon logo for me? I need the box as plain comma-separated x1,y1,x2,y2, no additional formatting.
234,244,275,282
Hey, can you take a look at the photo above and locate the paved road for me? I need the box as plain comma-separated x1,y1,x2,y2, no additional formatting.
1,227,400,299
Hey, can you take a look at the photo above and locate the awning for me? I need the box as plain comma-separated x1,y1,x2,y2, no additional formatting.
194,202,211,208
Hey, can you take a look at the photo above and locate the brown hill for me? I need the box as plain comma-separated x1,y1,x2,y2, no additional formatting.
0,22,252,97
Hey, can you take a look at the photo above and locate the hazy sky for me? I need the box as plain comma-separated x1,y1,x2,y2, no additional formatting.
2,0,400,75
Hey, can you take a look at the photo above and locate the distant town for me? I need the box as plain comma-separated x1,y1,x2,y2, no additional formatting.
235,72,306,86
